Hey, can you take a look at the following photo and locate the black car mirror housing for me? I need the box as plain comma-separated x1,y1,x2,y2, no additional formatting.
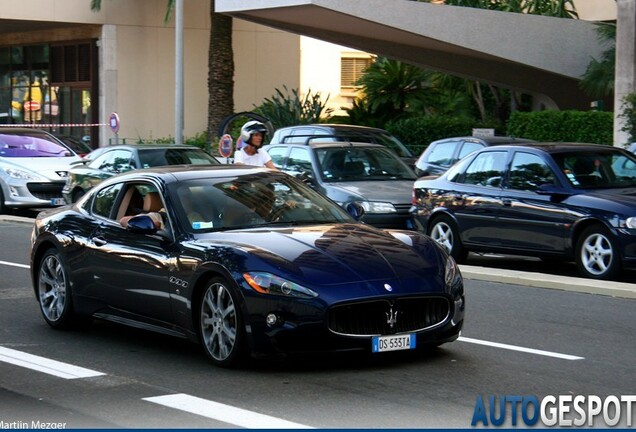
126,215,158,233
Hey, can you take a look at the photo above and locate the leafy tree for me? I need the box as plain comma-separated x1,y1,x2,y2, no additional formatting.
91,0,234,144
580,22,616,99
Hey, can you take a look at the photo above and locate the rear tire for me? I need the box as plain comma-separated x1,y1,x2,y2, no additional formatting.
198,277,247,367
575,225,620,280
36,249,76,329
428,215,468,262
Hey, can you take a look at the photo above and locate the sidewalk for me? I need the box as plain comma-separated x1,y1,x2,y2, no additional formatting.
460,265,636,299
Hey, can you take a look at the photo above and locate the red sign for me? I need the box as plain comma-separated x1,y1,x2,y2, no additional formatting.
218,134,233,158
23,101,41,111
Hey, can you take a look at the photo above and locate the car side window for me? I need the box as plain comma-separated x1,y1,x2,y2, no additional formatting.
458,141,484,160
92,183,124,219
461,151,507,187
507,152,557,192
287,147,313,174
426,141,457,167
267,146,288,168
90,149,133,173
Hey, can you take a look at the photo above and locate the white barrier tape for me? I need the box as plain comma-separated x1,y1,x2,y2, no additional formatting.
0,123,107,128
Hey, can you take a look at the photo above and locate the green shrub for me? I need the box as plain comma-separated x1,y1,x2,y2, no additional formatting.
253,86,333,130
506,110,613,144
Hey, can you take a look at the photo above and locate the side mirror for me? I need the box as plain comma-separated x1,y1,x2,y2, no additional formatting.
126,215,158,233
345,202,365,220
536,184,572,197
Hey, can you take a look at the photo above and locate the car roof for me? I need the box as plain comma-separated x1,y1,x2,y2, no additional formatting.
91,143,205,151
433,135,535,145
267,141,386,150
101,164,270,185
277,124,389,133
475,142,624,153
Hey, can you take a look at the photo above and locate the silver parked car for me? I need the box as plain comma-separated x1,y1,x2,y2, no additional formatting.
0,128,81,213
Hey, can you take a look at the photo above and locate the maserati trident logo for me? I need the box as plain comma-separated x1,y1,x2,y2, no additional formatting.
386,307,398,329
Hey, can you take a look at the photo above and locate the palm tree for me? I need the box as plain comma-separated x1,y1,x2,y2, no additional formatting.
91,0,234,145
580,22,616,99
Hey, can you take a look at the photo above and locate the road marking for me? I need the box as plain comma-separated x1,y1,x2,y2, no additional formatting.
458,336,584,360
143,393,313,429
0,347,106,379
0,260,29,269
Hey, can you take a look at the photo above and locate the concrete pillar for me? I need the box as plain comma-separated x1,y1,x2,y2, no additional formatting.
613,0,636,147
99,25,118,147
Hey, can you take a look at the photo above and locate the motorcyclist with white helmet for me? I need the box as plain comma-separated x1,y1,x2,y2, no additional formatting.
233,120,277,169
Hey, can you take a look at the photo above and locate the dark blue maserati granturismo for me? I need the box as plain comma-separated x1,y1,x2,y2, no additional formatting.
30,165,464,367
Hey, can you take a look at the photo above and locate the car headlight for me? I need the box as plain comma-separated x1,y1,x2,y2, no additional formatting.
4,167,41,180
360,201,396,213
444,255,461,287
244,272,318,299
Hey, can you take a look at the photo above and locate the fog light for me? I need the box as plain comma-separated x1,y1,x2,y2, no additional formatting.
266,313,278,327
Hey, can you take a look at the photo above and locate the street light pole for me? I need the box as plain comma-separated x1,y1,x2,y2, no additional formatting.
175,0,184,145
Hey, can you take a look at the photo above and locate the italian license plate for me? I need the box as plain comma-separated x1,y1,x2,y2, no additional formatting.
372,334,416,353
50,198,66,206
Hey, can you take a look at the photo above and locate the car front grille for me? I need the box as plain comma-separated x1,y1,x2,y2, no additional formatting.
328,296,450,336
27,182,65,200
394,203,412,214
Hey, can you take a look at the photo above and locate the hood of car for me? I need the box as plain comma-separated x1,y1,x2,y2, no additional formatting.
576,188,636,209
200,223,444,294
324,180,414,204
0,156,81,179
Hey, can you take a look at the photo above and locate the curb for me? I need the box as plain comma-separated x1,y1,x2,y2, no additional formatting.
460,265,636,299
0,215,35,225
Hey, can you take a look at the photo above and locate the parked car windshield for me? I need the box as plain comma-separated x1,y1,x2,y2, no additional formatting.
0,132,75,158
553,150,636,189
315,147,416,182
171,173,353,231
138,148,219,168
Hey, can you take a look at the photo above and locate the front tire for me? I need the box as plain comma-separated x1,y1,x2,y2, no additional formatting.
575,225,621,280
37,249,76,329
198,277,246,367
428,215,468,262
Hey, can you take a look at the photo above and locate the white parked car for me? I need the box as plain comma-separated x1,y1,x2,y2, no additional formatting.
0,128,81,213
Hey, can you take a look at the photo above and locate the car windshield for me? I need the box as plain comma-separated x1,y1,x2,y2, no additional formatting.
553,150,636,189
315,147,416,182
138,148,219,168
0,132,74,158
171,172,353,232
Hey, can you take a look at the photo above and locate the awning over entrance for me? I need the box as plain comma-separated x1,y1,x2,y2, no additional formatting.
217,0,607,109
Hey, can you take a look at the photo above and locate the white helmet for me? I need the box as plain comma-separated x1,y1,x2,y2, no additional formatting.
239,120,268,146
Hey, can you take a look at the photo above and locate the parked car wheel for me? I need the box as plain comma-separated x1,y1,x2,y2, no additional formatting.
575,225,620,280
198,277,246,367
37,249,76,329
0,187,8,214
428,215,468,262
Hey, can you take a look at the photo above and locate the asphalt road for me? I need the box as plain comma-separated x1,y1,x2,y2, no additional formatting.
0,219,634,428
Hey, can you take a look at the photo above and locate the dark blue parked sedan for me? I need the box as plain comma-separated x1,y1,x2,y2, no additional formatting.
411,143,636,280
30,165,464,367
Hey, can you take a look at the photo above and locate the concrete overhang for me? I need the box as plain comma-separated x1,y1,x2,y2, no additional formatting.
217,0,609,109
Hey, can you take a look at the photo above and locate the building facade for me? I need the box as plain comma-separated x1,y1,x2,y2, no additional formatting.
0,0,620,149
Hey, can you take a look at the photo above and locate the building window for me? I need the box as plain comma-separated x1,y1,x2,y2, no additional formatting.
340,56,373,90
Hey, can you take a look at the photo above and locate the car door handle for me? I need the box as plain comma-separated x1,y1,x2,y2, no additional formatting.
502,199,512,206
92,237,107,246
